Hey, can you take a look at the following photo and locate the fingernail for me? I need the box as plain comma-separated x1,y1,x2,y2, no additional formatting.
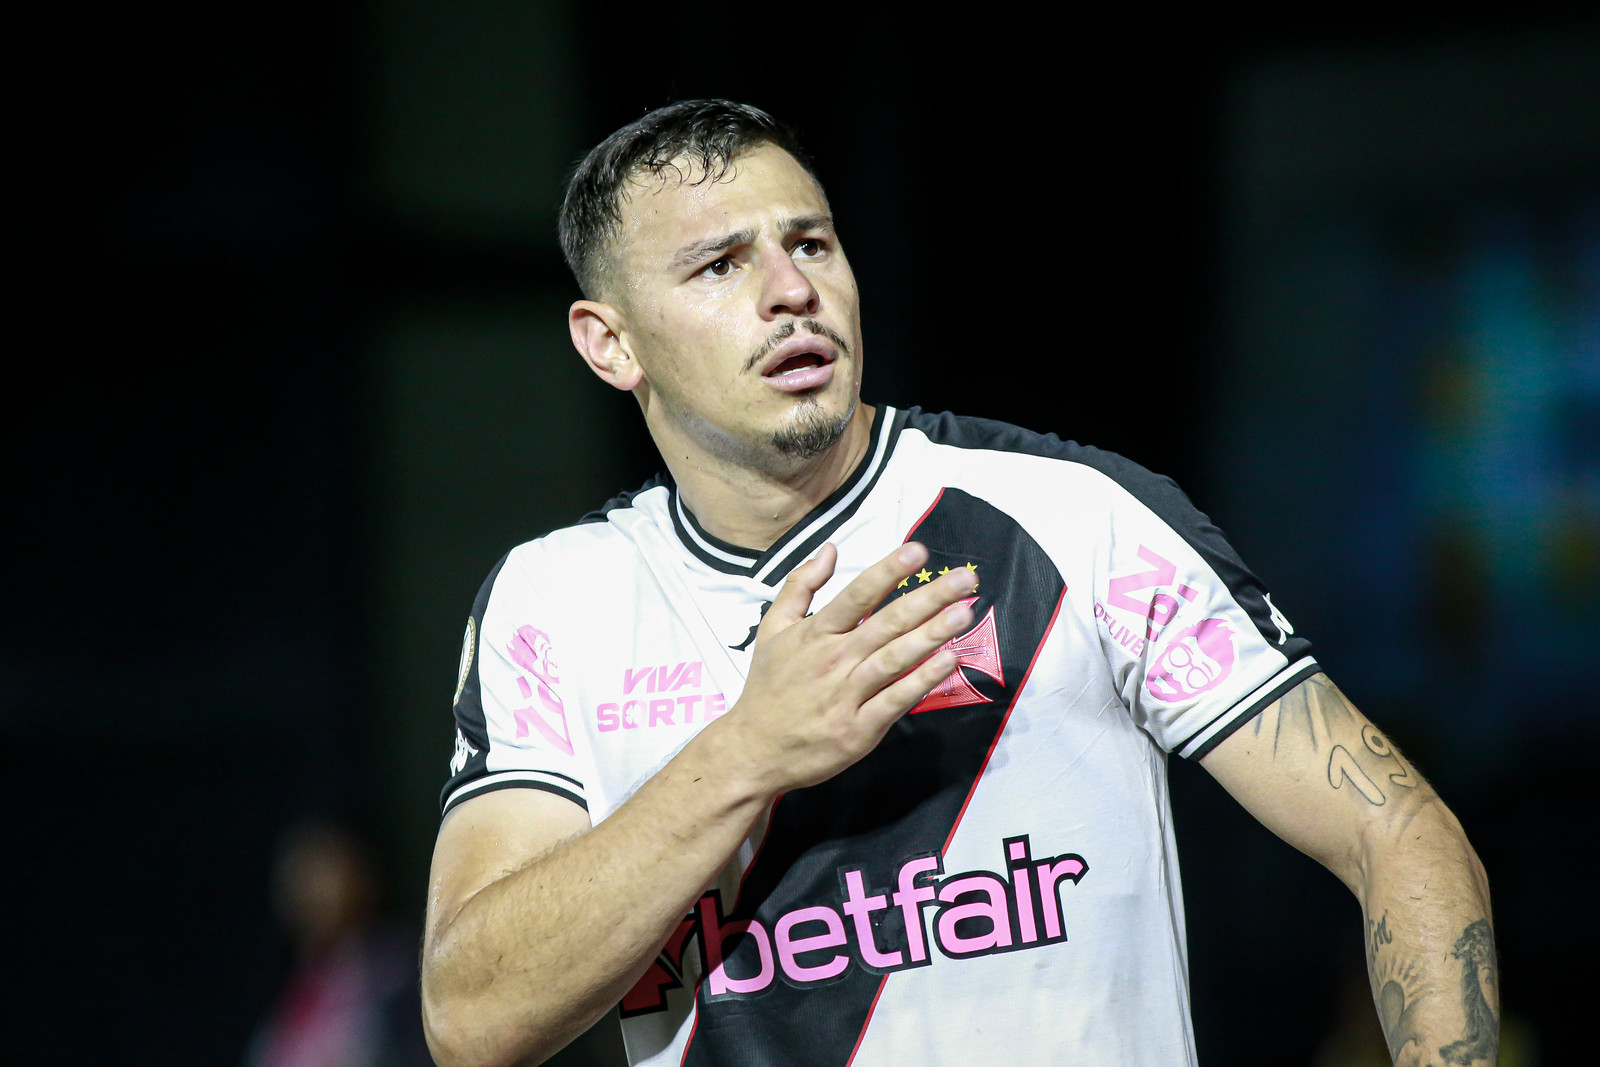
898,544,921,565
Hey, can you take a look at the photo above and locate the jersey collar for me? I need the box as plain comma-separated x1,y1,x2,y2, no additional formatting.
668,405,904,586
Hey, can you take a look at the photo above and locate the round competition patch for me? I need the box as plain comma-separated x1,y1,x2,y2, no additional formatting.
453,617,477,706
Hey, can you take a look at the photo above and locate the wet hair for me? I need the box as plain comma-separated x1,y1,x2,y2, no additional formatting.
558,99,821,300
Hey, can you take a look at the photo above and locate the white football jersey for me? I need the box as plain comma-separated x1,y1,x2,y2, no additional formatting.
443,406,1317,1066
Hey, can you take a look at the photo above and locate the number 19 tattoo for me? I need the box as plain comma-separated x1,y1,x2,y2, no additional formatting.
1255,675,1424,808
1329,724,1420,806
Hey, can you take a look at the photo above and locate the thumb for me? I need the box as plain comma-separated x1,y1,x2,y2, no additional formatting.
760,543,837,634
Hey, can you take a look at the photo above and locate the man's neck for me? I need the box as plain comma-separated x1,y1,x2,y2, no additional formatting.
658,403,877,552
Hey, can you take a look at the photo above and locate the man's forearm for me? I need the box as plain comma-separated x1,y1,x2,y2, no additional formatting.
1359,802,1497,1067
423,547,976,1067
1200,675,1498,1067
423,726,769,1067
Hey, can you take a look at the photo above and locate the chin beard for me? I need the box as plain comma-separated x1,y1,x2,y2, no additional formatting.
770,399,854,459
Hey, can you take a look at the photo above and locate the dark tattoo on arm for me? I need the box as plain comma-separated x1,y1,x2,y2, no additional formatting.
1366,912,1393,967
1368,914,1499,1067
1256,679,1490,1063
1252,674,1422,808
1367,912,1435,1064
1439,919,1498,1065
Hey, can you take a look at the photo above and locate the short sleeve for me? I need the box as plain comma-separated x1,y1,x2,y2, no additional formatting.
440,549,590,817
1084,456,1319,759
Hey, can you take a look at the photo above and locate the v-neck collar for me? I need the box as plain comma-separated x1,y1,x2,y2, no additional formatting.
667,405,904,586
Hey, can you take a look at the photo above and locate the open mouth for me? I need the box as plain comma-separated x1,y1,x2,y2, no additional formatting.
766,352,831,377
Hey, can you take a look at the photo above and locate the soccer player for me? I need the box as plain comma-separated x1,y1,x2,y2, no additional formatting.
420,100,1496,1066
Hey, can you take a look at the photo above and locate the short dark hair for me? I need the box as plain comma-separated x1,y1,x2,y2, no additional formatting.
558,100,819,300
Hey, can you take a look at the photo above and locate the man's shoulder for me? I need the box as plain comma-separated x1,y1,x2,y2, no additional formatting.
898,407,1175,496
477,474,671,596
574,471,671,527
532,472,671,549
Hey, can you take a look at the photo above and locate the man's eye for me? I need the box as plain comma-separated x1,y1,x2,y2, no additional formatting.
706,257,733,276
793,239,822,258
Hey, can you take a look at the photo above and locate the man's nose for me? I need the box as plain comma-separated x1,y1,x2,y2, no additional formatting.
760,252,820,319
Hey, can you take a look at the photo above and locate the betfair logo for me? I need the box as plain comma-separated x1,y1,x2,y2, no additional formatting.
621,834,1089,1015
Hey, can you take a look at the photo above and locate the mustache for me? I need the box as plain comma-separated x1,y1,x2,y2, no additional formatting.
744,319,851,373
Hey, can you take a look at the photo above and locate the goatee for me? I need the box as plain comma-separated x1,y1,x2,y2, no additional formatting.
771,399,854,459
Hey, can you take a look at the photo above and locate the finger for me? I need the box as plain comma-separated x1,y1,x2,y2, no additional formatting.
810,542,929,634
854,565,977,648
852,597,974,697
860,648,960,727
761,542,838,632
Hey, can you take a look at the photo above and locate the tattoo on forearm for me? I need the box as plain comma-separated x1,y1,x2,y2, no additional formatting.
1366,912,1393,967
1367,912,1431,1064
1439,919,1498,1065
1374,955,1431,1063
1368,914,1499,1067
1253,674,1421,808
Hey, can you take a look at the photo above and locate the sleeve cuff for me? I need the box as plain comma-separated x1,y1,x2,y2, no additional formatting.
441,769,588,817
1174,657,1321,760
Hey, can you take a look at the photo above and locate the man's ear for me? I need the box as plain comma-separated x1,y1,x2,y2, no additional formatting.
569,300,643,391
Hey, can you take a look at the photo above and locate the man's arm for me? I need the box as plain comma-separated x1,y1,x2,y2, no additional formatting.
1200,673,1496,1067
421,543,979,1067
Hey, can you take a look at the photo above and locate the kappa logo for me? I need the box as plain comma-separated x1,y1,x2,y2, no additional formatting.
729,600,773,652
911,597,1004,713
1263,592,1294,646
449,729,478,776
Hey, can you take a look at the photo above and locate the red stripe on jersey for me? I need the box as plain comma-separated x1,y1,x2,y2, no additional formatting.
845,973,892,1067
676,998,700,1067
843,584,1068,1063
903,487,946,544
728,486,947,914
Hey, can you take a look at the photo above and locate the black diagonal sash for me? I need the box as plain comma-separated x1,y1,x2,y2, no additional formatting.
681,489,1067,1066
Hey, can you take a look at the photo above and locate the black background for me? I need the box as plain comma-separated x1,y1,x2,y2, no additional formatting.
10,7,1596,1064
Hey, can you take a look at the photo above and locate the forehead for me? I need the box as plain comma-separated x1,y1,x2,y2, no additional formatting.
614,145,827,271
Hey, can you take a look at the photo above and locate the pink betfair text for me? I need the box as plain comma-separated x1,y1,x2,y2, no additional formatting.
623,834,1090,1012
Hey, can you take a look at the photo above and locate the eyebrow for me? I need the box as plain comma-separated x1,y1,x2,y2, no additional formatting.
669,214,835,268
780,213,833,237
671,228,756,268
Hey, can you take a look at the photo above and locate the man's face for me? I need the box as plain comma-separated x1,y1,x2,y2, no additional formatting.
610,144,863,466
